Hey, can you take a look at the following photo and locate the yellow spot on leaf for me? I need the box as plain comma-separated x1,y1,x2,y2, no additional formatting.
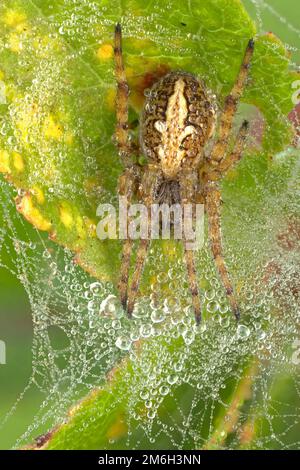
97,43,113,60
44,115,63,140
127,37,157,54
15,22,30,34
15,102,39,144
17,194,51,231
106,418,127,441
4,10,27,27
8,33,22,53
60,203,73,228
0,149,11,173
0,70,4,81
13,152,24,172
4,10,30,53
31,186,45,205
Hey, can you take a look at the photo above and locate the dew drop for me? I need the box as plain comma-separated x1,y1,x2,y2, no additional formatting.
151,308,165,323
182,329,195,345
115,336,131,351
237,324,251,340
90,281,102,295
159,385,169,396
99,294,121,318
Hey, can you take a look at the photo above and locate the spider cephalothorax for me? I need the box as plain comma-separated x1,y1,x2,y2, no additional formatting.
114,23,254,324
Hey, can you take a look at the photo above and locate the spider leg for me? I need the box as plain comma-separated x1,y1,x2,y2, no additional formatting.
117,167,139,310
210,39,254,165
202,120,249,183
126,237,151,317
180,173,202,324
114,23,135,166
217,120,249,174
126,169,158,317
205,182,240,320
119,238,133,310
183,247,202,324
115,24,141,311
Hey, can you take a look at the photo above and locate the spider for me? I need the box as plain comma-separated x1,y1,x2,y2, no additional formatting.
114,23,254,324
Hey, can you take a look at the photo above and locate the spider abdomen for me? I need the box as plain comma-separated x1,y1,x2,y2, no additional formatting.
140,71,217,179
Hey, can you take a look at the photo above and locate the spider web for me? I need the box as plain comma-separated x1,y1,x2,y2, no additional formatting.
0,0,300,450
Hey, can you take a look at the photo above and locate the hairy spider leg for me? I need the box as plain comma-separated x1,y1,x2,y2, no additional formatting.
183,248,202,324
180,174,202,324
202,39,254,320
126,171,159,317
209,39,254,165
119,237,133,310
117,168,140,310
114,24,142,312
202,120,250,182
114,23,133,166
126,238,151,317
205,182,240,320
199,120,250,320
200,101,251,323
217,120,250,174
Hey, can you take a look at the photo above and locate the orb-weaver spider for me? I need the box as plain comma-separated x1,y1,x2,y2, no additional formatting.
114,23,254,323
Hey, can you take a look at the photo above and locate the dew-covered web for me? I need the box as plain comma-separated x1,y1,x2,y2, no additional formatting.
0,0,300,450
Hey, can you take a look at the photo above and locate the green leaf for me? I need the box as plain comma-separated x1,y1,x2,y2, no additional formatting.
0,0,297,285
0,0,298,450
27,333,256,450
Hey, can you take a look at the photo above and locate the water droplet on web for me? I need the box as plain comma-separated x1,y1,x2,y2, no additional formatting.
167,373,178,385
43,249,51,259
159,385,169,396
130,329,140,341
140,323,152,338
90,282,102,296
207,300,219,313
140,389,149,400
219,315,230,328
99,294,121,318
205,288,215,300
111,319,121,330
151,308,165,323
147,410,156,420
237,324,251,340
88,299,97,312
132,301,148,319
256,330,266,341
115,336,131,351
182,329,195,345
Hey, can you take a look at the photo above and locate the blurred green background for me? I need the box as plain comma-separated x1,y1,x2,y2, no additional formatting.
0,0,299,450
